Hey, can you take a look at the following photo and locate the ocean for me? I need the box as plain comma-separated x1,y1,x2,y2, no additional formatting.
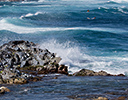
0,0,128,99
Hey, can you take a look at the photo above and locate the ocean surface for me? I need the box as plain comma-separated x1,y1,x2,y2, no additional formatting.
0,0,128,99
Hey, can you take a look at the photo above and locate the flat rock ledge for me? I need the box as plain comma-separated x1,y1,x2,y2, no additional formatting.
73,69,125,76
0,40,68,84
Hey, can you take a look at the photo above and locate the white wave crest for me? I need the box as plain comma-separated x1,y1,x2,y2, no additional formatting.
20,12,43,19
118,7,128,14
108,0,128,3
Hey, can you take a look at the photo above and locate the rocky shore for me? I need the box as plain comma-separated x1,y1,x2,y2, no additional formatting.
0,40,125,85
0,40,127,100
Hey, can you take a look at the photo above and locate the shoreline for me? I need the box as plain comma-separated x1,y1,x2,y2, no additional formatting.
0,40,127,100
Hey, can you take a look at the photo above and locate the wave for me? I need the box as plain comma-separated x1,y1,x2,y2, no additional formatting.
108,0,128,3
0,18,127,34
39,39,128,75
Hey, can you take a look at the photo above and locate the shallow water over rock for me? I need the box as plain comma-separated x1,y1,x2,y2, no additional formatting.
0,75,128,100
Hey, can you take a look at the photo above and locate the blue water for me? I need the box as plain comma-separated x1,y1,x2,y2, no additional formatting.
0,0,128,99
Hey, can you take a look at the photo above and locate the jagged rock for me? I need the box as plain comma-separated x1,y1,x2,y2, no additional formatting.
0,86,10,94
1,68,21,80
0,40,60,69
58,64,68,75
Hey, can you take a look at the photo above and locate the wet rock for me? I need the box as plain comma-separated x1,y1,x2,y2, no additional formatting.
0,75,4,84
117,74,125,76
116,96,126,100
53,77,57,79
28,76,42,82
0,86,10,94
73,69,96,76
13,78,28,84
73,69,124,76
58,64,68,75
3,78,28,84
95,70,109,76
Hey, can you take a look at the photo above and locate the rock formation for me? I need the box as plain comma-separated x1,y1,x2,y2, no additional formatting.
0,40,68,84
73,69,125,76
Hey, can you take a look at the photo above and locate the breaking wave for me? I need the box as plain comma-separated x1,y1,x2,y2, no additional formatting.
39,39,128,75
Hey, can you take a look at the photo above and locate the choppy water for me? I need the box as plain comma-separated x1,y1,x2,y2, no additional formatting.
0,0,128,99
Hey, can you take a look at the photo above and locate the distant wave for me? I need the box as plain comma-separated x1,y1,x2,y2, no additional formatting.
98,6,128,14
108,0,128,3
0,18,127,34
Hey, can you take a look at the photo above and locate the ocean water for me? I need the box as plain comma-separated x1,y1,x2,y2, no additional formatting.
0,0,128,99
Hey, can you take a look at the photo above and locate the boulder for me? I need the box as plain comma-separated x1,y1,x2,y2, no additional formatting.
0,86,10,94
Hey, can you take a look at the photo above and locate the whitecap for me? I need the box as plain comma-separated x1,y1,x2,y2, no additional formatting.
108,0,128,3
20,11,43,19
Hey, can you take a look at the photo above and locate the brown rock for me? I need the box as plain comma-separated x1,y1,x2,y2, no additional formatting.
28,76,42,82
73,69,124,76
117,74,125,76
73,69,95,76
13,78,28,84
0,86,10,94
58,64,68,75
94,97,108,100
117,96,126,100
53,77,57,79
96,71,109,76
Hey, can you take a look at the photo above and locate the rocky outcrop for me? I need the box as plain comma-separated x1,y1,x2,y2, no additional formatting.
0,40,61,69
73,69,125,76
0,40,68,84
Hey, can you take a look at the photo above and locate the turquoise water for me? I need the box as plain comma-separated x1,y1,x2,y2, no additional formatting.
0,0,128,99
